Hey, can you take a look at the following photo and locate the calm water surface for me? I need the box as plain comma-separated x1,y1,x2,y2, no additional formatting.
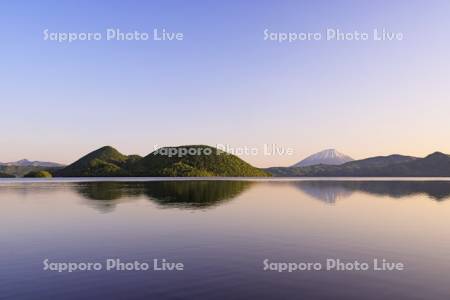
1,178,450,299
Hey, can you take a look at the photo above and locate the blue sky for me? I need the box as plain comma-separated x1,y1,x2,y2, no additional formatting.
1,0,449,167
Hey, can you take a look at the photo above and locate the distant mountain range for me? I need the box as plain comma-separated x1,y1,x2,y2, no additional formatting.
1,147,450,178
292,149,353,167
266,152,450,177
0,159,65,177
55,145,269,177
0,159,64,167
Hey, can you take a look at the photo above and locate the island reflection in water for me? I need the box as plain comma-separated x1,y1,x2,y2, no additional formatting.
73,180,450,211
1,179,450,300
76,181,253,212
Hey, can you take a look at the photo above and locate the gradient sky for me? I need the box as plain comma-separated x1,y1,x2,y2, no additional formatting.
1,0,449,167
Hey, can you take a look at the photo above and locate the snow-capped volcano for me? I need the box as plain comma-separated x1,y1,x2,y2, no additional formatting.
292,149,354,167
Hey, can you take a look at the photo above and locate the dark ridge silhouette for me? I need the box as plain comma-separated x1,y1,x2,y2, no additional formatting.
268,152,450,177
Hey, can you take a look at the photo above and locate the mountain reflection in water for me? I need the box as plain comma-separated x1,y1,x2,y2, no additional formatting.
0,179,449,212
291,180,450,204
2,178,450,299
72,180,450,211
75,181,253,212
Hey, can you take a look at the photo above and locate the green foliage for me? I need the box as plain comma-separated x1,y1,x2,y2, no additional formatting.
0,172,15,178
133,145,270,177
161,162,215,177
24,170,53,178
56,145,270,177
0,165,62,177
56,146,142,177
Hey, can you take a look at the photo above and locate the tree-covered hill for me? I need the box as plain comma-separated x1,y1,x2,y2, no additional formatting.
0,172,15,178
55,145,270,177
55,146,142,177
132,145,269,177
24,170,53,178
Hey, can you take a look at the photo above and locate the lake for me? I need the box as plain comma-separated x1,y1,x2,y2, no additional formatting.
1,178,450,299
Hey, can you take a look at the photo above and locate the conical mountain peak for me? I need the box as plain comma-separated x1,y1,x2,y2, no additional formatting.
292,149,354,167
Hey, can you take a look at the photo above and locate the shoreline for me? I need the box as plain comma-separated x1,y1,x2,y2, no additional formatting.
1,176,450,184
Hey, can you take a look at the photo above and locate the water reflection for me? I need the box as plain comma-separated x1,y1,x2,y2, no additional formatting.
77,182,143,200
75,181,253,211
142,181,253,208
1,180,449,212
292,181,354,204
292,180,450,203
76,182,145,213
2,179,450,299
